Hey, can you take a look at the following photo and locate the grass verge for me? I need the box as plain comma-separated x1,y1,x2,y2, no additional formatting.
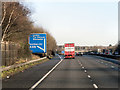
1,58,49,79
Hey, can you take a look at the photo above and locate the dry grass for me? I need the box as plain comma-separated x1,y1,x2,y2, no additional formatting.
1,58,49,79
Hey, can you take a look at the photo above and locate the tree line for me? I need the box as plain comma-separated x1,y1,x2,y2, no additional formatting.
1,2,57,59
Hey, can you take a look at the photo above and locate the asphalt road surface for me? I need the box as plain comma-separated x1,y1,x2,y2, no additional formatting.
2,55,119,89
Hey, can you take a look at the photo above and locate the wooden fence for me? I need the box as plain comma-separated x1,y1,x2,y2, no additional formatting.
1,41,19,66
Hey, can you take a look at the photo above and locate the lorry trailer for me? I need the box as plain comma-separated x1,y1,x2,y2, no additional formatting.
64,43,75,59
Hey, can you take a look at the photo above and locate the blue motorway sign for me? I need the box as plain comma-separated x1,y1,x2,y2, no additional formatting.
29,33,47,53
61,51,65,54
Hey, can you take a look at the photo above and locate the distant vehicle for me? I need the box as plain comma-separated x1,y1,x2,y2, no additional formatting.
103,49,112,55
64,43,75,59
76,52,83,56
114,51,119,55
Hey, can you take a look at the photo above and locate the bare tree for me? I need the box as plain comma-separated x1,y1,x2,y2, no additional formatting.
0,2,6,27
1,2,57,59
1,2,31,42
46,31,57,56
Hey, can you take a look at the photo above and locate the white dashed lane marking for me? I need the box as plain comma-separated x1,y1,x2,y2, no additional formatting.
84,70,87,73
93,84,98,88
111,66,115,68
105,64,108,65
82,67,84,69
77,60,99,89
95,60,118,71
88,75,91,78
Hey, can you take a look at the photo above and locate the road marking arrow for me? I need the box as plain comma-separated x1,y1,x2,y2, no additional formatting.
37,39,46,52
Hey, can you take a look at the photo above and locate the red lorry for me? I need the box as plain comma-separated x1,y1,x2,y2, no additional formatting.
64,43,75,59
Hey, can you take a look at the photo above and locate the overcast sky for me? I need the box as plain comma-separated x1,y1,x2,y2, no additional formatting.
24,0,118,46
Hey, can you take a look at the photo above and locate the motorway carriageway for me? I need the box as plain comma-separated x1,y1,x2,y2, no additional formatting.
2,55,119,89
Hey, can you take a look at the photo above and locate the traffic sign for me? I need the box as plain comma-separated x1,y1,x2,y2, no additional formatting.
29,33,47,53
61,51,65,54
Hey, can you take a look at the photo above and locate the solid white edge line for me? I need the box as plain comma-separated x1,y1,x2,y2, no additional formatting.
58,54,62,60
93,84,98,88
29,55,63,90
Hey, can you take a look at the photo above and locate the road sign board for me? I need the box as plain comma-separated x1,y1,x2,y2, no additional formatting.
29,33,47,53
61,51,64,54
